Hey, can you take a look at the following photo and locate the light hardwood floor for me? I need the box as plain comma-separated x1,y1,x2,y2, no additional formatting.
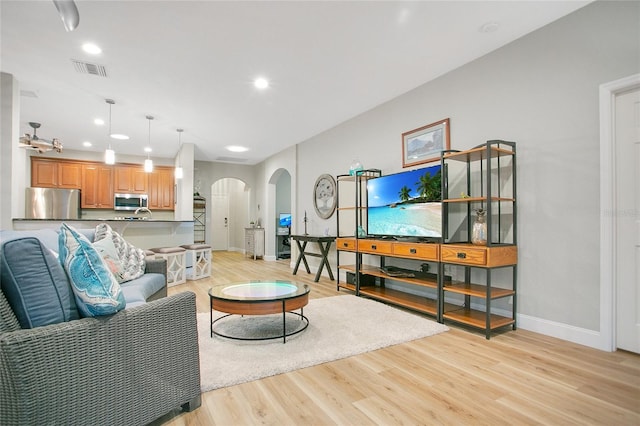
157,251,640,425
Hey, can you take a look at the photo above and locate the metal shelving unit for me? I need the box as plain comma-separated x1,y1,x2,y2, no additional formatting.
193,196,206,244
335,169,381,293
440,140,518,339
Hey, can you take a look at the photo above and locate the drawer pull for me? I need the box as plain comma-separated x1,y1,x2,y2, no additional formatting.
457,252,467,259
343,242,348,247
371,245,377,250
410,248,417,254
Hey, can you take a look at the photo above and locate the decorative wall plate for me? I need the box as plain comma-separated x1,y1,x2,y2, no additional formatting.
313,174,337,219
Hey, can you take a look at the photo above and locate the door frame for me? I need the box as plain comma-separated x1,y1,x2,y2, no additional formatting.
599,73,640,352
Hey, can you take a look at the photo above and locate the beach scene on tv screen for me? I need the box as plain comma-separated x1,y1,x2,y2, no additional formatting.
367,165,442,238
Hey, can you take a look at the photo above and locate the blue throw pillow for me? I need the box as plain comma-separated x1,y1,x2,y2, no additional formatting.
58,223,126,317
0,237,80,328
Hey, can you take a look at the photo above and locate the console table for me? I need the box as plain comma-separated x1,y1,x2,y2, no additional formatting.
290,235,336,282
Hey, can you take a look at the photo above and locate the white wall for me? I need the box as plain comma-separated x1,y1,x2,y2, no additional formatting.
1,72,27,229
257,145,296,260
195,160,257,250
259,1,640,345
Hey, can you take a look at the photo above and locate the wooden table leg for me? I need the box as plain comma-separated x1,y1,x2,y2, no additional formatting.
292,240,310,275
314,241,335,282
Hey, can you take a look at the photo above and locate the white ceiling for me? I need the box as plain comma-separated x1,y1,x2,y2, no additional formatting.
1,1,590,165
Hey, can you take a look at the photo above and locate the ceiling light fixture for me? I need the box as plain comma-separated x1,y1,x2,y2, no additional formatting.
53,0,80,32
254,77,269,90
226,145,249,153
144,115,154,173
94,118,104,126
104,99,116,164
175,129,184,179
83,141,92,147
19,122,63,153
82,43,101,55
107,99,129,140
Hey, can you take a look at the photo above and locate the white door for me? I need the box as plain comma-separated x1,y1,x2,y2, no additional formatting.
615,86,640,353
211,194,229,251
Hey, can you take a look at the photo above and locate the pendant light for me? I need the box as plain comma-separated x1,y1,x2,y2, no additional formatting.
175,128,184,179
144,115,154,173
104,99,116,165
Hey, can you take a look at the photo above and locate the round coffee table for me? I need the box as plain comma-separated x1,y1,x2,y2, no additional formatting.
208,280,310,343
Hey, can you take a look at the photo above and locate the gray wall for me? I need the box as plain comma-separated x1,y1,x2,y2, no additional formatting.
286,1,639,333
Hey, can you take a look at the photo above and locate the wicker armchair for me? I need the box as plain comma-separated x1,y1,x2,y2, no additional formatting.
0,289,202,425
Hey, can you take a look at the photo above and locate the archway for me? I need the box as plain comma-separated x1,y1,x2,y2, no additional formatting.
269,168,292,260
209,177,250,252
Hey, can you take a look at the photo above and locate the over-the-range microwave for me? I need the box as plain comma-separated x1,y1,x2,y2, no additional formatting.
114,193,148,211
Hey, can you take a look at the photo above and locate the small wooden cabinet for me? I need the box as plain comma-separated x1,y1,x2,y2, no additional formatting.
245,228,265,260
148,167,174,210
114,165,148,194
31,158,82,189
81,164,113,209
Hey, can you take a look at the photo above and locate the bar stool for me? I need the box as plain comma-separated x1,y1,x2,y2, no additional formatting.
149,246,186,286
180,243,212,280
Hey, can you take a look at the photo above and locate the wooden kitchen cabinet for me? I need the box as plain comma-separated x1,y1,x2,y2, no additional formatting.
148,167,174,210
31,158,82,189
114,165,148,194
81,164,113,209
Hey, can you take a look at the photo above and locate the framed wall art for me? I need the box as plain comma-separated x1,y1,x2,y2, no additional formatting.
313,174,337,219
402,118,450,168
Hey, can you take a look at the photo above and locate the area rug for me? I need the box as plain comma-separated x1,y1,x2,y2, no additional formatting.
197,294,448,392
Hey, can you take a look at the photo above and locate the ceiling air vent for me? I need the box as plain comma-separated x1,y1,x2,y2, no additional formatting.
71,59,108,77
216,156,248,163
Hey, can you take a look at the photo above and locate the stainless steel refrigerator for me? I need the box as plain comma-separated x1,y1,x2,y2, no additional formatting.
25,187,81,219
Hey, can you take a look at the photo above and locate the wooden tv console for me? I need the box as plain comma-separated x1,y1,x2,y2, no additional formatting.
336,237,517,339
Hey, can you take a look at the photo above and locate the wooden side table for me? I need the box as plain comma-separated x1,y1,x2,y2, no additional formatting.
290,235,336,282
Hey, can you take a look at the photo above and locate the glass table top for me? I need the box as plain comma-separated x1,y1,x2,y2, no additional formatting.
208,280,310,301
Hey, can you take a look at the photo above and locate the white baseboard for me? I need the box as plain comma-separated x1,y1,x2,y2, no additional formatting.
465,301,607,351
516,313,607,351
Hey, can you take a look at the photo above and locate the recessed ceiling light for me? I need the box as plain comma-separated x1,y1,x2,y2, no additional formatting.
94,118,104,126
144,146,152,153
82,141,92,147
110,133,130,140
253,77,269,90
226,145,249,153
82,43,102,55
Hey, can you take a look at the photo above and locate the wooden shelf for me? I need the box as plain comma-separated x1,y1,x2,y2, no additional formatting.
443,307,515,330
358,287,439,317
360,265,438,289
337,206,365,211
338,264,358,273
443,282,515,299
443,145,514,162
337,173,380,182
443,196,515,203
337,282,356,292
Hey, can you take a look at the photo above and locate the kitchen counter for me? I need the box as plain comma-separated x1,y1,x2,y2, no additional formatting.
11,219,195,249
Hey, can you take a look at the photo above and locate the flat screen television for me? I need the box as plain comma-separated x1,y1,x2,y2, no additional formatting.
366,164,442,240
279,213,292,227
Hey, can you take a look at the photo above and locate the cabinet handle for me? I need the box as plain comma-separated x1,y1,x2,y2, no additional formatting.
371,245,377,250
410,248,417,254
457,252,467,259
343,242,348,247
